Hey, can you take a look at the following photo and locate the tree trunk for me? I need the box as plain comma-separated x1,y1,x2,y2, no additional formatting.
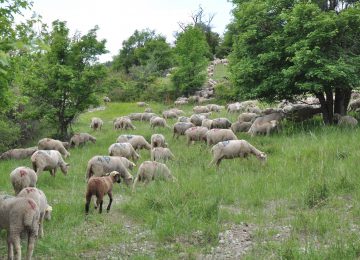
316,90,334,124
334,88,351,115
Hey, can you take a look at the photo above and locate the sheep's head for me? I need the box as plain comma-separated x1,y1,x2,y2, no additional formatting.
60,163,70,175
45,205,52,220
91,137,97,143
257,152,267,163
110,171,121,183
120,171,133,186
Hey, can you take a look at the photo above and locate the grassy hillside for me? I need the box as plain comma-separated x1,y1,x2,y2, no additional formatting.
1,102,360,259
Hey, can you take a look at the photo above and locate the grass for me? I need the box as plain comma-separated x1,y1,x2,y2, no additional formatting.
1,102,360,259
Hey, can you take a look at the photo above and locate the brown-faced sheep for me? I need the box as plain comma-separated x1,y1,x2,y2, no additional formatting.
85,171,121,214
248,120,279,137
90,117,103,131
173,122,195,139
69,133,96,147
116,134,151,151
151,147,175,162
206,129,238,146
184,126,208,145
0,195,40,260
108,143,140,162
150,116,170,129
17,187,52,238
231,121,252,133
0,147,38,160
210,139,267,167
151,134,167,148
334,114,358,127
38,138,70,158
31,150,69,177
10,167,38,195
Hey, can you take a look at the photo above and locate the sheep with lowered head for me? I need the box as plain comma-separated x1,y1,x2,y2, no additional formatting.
334,113,358,127
90,117,103,131
248,120,279,137
201,118,213,129
238,112,258,123
150,116,170,129
231,121,252,133
210,139,267,167
31,150,69,177
173,122,195,139
10,166,37,195
210,118,232,129
117,134,151,151
113,117,136,130
151,134,167,148
85,171,121,214
206,129,238,146
38,138,70,158
151,147,175,162
69,133,96,147
0,194,40,260
0,147,38,160
108,142,140,162
184,126,208,145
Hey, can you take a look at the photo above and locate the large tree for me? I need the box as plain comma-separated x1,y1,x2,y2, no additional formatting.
23,20,107,138
230,0,360,124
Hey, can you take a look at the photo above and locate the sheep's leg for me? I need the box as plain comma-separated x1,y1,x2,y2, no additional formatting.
7,236,14,260
39,214,45,238
106,192,113,212
98,199,103,214
12,235,21,260
85,193,92,214
26,233,36,260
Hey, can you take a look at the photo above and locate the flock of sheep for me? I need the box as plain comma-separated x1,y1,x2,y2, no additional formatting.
1,93,360,259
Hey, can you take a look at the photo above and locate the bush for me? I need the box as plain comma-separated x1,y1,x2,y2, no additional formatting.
214,81,237,101
0,118,21,153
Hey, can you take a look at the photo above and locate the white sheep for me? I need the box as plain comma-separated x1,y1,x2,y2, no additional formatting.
150,116,170,128
0,147,38,160
31,150,69,177
231,121,252,133
69,133,96,147
248,120,279,137
10,167,38,195
151,147,175,162
113,117,136,130
184,126,208,145
38,138,70,158
90,117,103,131
173,122,195,139
210,118,232,129
116,134,151,151
108,142,140,162
334,113,358,127
206,129,238,146
151,134,167,148
193,105,210,114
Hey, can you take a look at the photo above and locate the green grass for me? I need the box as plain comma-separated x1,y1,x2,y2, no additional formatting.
1,102,360,259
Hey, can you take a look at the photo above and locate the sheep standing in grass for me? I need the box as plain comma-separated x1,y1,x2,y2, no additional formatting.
248,120,279,137
151,134,167,148
31,150,69,177
113,117,136,130
206,129,238,146
162,110,178,119
38,138,70,158
132,161,175,191
90,117,103,131
190,113,210,126
10,167,38,195
210,118,232,129
85,155,133,185
238,113,258,123
0,147,38,160
116,134,151,151
17,187,52,238
150,116,170,129
69,133,96,147
193,105,210,114
151,147,175,162
173,122,195,139
210,139,267,167
231,121,252,133
141,113,157,121
184,126,208,145
85,171,121,214
201,118,213,129
108,143,140,162
178,116,190,122
334,113,358,127
0,195,40,260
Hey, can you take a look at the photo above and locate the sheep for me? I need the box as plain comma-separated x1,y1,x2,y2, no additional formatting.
231,121,252,133
132,161,175,190
38,138,70,158
90,117,103,131
128,113,143,121
207,104,224,112
0,147,38,160
141,113,157,121
174,100,188,106
145,107,153,113
137,102,148,107
193,105,210,114
17,187,52,238
113,116,136,130
0,195,40,260
248,120,279,137
31,150,69,177
238,113,258,123
246,106,262,114
85,171,121,214
151,147,175,162
173,122,195,139
116,134,151,151
103,96,111,103
85,155,133,185
190,113,210,126
206,129,238,146
117,157,136,171
184,126,208,145
334,114,358,127
227,102,242,113
108,142,140,162
209,139,267,167
201,118,214,129
10,167,38,195
150,116,170,129
348,99,360,111
251,112,284,125
151,134,167,148
178,116,191,122
162,110,178,119
210,118,232,129
69,133,96,147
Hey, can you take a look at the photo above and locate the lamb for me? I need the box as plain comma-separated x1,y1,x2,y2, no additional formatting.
132,161,175,190
150,116,170,128
113,117,136,130
17,187,52,238
108,142,140,162
206,129,238,146
31,150,69,177
116,134,151,151
69,133,96,147
85,171,121,214
173,122,195,139
231,121,252,133
210,139,267,167
193,105,210,114
85,155,133,185
0,147,38,160
0,195,40,260
238,113,258,123
38,138,70,158
10,167,38,195
151,147,175,162
201,118,213,129
248,120,279,137
90,117,103,131
151,134,167,148
210,118,232,129
184,126,208,145
334,113,358,127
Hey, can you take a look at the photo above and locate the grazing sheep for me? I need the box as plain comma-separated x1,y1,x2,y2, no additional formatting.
210,118,232,129
38,138,70,158
227,102,242,113
206,129,238,146
69,133,96,147
137,102,148,107
117,157,136,170
0,195,40,260
10,167,38,195
193,105,210,114
248,120,279,137
231,121,252,133
184,126,208,145
207,104,224,112
162,110,178,119
238,113,258,123
348,99,360,111
210,139,267,167
113,117,136,130
190,113,210,126
0,147,38,160
128,113,143,121
174,100,188,106
251,112,284,125
173,122,195,139
85,171,121,214
108,143,140,162
85,155,133,184
262,108,282,115
178,116,191,122
141,113,157,121
90,117,103,131
17,187,52,238
31,150,69,177
201,118,213,129
151,147,175,162
132,161,175,190
150,116,170,128
334,114,358,127
151,134,167,148
116,134,151,151
246,106,262,114
103,96,111,103
145,107,153,113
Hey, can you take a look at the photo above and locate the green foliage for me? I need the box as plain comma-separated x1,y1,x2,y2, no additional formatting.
305,181,329,208
0,117,20,152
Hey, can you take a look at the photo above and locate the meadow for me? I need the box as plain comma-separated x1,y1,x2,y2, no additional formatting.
1,101,360,259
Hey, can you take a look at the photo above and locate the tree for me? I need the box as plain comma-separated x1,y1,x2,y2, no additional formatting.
23,20,108,138
230,0,360,124
172,26,210,96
